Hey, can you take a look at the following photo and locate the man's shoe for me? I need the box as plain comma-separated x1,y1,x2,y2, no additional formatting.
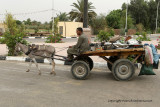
65,58,73,62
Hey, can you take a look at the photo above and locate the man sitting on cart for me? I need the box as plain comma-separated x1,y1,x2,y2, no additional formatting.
67,27,90,61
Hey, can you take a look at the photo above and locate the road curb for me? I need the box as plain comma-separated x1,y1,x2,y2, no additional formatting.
23,37,95,39
0,56,64,64
0,56,6,60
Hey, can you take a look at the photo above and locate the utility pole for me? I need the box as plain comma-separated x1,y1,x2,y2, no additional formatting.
83,0,91,43
156,1,160,34
52,0,54,35
125,0,128,36
83,0,88,28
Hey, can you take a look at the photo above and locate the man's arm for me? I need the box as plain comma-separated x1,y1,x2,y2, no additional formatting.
73,36,83,49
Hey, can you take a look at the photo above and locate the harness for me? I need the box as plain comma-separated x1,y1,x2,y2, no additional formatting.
25,45,46,55
25,46,32,55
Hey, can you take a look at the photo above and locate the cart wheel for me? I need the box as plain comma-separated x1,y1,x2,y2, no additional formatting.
107,56,118,71
71,61,90,80
112,59,135,81
75,56,94,71
85,57,94,71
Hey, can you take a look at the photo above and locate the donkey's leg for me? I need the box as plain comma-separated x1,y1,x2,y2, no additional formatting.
52,60,56,75
47,58,56,75
33,58,41,75
26,60,33,72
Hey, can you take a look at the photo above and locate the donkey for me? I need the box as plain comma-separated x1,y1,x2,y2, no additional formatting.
15,43,56,75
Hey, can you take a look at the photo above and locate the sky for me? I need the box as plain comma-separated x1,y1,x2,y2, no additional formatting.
0,0,127,23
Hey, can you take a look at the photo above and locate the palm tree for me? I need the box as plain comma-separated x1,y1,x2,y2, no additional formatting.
56,12,70,21
69,0,97,23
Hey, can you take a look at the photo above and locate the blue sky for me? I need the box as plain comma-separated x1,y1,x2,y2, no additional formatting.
0,0,127,23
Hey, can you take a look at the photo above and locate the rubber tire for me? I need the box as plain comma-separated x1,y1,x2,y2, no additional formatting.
107,56,118,71
75,56,94,71
112,59,135,81
71,61,90,80
85,57,94,71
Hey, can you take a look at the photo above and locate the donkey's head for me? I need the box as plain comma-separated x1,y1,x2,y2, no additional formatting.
14,43,22,56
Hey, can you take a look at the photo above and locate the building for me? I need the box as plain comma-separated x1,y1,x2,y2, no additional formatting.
58,22,83,37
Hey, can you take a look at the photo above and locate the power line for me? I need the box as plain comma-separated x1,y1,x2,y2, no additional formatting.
0,9,61,16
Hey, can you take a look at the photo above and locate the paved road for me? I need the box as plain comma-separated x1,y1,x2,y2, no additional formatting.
0,61,159,107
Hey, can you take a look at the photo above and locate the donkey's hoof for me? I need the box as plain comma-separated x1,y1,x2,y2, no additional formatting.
39,73,41,75
26,70,30,72
50,72,56,76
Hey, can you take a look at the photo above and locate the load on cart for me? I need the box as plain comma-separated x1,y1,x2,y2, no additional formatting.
65,28,159,81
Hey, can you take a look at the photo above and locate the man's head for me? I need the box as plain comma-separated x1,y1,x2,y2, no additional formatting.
76,27,83,36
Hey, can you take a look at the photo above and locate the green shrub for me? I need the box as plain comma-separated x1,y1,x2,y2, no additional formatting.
45,34,63,43
157,28,160,33
3,13,28,56
45,17,63,43
146,30,152,34
0,37,6,44
120,29,125,36
95,30,114,42
90,15,107,35
136,32,151,41
3,31,28,56
136,23,144,33
135,32,140,35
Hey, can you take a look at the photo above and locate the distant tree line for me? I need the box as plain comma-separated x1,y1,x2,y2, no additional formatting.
91,0,160,34
12,0,160,35
69,0,160,34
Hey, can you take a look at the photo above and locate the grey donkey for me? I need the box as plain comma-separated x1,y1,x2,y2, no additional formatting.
14,43,56,75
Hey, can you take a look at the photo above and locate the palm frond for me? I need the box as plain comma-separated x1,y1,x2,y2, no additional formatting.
69,0,97,22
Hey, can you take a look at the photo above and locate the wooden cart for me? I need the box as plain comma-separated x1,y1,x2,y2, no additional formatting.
70,48,145,81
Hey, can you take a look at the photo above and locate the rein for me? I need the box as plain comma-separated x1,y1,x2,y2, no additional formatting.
25,46,32,55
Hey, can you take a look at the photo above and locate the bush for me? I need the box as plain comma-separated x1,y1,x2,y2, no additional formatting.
136,23,144,33
90,15,107,35
45,17,63,43
95,30,114,42
135,32,140,35
3,13,28,56
136,32,151,41
3,31,28,56
157,28,160,33
0,37,6,44
146,30,152,34
120,29,125,36
45,34,63,43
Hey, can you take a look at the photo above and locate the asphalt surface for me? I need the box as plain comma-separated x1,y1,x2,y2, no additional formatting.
0,61,159,107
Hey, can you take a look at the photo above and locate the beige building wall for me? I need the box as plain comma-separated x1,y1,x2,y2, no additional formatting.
58,22,83,37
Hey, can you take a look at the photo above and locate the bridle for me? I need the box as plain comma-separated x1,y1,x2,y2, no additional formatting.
15,43,31,55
